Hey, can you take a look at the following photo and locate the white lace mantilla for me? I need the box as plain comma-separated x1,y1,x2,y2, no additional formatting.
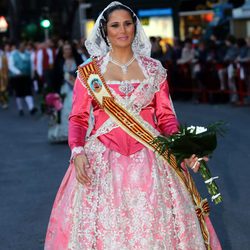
84,2,152,58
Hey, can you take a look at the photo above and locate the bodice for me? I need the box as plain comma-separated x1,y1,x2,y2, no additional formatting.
68,55,179,156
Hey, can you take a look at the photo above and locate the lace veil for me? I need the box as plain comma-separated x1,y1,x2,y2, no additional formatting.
85,1,151,58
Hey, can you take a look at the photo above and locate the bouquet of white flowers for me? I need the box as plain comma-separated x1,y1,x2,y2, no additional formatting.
153,122,225,204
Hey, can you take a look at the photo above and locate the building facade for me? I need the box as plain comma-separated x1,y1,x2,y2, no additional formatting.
0,0,245,42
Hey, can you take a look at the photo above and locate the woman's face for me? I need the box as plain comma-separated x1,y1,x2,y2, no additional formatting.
106,9,135,50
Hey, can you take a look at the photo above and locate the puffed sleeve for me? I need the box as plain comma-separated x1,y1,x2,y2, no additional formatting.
68,77,92,150
155,80,179,135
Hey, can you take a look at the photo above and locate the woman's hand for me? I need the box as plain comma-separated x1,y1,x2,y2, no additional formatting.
184,154,209,173
74,153,91,186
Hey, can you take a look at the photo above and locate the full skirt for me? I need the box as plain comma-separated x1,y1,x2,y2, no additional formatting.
45,137,221,250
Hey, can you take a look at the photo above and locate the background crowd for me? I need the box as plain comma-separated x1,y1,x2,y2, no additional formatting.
151,34,250,105
0,33,250,142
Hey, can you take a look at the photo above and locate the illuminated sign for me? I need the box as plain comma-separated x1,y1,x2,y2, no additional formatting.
138,8,172,17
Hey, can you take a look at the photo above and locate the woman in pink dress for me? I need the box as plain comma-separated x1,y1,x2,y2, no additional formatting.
45,2,221,249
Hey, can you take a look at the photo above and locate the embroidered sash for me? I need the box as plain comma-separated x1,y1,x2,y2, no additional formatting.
78,58,211,250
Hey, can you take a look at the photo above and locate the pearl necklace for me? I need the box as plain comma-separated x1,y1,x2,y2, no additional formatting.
109,55,135,74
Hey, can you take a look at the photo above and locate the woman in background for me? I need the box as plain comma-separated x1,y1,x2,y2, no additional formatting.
0,45,9,109
47,42,82,142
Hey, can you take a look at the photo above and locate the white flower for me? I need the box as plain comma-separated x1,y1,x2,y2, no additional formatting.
187,126,207,134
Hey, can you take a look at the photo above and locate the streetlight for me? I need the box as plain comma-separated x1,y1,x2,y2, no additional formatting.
40,19,51,29
40,18,51,40
0,16,8,33
40,7,51,40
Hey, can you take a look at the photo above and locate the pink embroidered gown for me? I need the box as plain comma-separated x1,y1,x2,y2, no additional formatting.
45,55,222,250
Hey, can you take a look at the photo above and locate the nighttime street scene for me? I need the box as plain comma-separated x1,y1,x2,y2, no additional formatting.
1,0,250,249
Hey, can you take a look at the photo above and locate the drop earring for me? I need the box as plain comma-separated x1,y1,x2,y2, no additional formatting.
107,38,112,51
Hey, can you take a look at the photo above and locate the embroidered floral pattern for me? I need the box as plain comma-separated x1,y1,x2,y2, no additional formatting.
118,81,135,95
46,138,207,250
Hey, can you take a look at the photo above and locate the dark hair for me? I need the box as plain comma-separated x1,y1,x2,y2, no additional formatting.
237,38,246,48
184,38,192,44
226,35,236,45
99,4,137,47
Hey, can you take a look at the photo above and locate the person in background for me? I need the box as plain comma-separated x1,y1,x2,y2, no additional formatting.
27,41,41,94
244,37,250,103
177,38,196,100
224,35,239,104
78,38,90,62
192,40,208,103
208,34,228,103
4,41,16,97
0,45,9,109
235,38,250,104
150,36,163,61
36,39,57,92
3,42,12,61
8,41,37,116
47,42,83,142
168,37,183,99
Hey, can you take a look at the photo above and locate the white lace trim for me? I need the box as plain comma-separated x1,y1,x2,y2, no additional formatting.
106,79,142,85
87,93,160,143
88,118,119,140
118,99,161,138
99,54,109,75
70,146,85,162
105,55,166,111
135,54,149,79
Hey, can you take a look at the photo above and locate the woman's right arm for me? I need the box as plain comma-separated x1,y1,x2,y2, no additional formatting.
68,78,91,149
69,77,92,185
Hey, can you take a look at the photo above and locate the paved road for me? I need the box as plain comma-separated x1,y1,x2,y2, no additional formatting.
0,99,250,250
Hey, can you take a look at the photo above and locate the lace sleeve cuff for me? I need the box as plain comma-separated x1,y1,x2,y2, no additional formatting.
70,146,85,163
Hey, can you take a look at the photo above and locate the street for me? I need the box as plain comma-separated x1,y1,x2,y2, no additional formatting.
0,99,250,250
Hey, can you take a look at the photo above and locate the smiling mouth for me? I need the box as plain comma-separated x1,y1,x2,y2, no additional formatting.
118,37,129,40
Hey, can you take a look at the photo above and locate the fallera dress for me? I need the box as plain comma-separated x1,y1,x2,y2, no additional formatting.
44,54,222,250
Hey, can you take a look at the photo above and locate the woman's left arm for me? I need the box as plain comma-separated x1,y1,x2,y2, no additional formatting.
155,79,205,172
